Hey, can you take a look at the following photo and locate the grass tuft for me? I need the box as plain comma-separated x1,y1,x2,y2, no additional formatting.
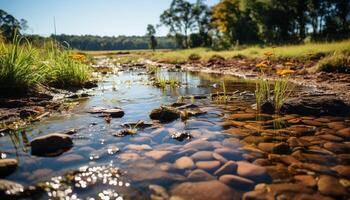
316,51,350,74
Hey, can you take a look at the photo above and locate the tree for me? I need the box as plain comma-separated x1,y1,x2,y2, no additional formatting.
212,0,259,45
146,24,158,51
0,9,21,42
160,0,197,48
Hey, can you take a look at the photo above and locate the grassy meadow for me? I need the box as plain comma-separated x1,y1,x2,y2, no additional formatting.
137,39,350,64
0,37,92,92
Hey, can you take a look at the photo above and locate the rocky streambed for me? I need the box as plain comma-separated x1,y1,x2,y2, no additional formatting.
0,56,349,200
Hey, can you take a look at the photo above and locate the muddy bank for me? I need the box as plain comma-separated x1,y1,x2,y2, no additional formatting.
0,82,97,132
147,58,350,104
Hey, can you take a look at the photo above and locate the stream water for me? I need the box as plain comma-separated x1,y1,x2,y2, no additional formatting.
1,58,349,199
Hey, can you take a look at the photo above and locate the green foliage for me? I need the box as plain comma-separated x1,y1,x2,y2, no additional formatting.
317,51,350,74
208,54,225,63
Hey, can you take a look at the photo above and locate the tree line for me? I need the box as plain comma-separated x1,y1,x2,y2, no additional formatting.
159,0,350,49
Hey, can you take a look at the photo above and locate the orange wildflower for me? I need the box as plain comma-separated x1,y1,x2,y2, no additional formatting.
264,51,273,57
276,69,295,76
256,61,269,68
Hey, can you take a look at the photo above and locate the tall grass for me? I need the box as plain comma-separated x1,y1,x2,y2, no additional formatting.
0,38,92,91
0,37,47,89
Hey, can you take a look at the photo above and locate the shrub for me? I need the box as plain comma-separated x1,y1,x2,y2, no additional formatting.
208,54,225,63
188,53,201,61
317,51,350,74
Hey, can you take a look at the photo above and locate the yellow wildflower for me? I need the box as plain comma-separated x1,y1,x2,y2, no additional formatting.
256,61,269,68
264,51,274,57
276,69,295,76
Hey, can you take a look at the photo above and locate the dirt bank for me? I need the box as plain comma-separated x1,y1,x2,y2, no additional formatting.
150,57,350,104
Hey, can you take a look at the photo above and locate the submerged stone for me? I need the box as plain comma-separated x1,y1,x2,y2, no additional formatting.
280,96,350,116
0,159,18,178
30,133,73,156
171,180,239,200
150,106,180,122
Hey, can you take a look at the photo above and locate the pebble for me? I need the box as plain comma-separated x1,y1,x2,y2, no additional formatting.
195,161,221,172
175,157,195,170
219,174,254,190
30,133,73,156
214,161,237,177
187,169,215,182
318,175,347,196
171,180,239,200
236,161,271,183
0,158,18,178
145,150,172,161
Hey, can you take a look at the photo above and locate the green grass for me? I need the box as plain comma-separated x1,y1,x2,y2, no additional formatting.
316,51,350,74
0,38,47,89
0,38,92,90
139,39,350,64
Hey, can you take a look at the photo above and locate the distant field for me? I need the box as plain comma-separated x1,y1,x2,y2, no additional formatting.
81,39,350,65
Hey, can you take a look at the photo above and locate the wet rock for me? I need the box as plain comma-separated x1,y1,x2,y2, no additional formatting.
242,189,269,200
327,121,347,130
280,96,350,116
243,136,266,144
237,161,272,184
267,183,314,195
319,134,343,142
224,128,255,139
145,150,172,161
214,148,243,161
324,142,350,153
228,113,271,121
212,152,228,163
121,121,153,129
125,144,152,151
268,154,300,165
214,161,237,176
292,151,337,165
318,175,347,197
171,181,239,200
149,184,169,200
30,133,73,156
150,106,180,122
332,165,350,178
0,159,17,178
286,125,316,137
57,154,84,163
260,101,274,114
88,107,124,118
337,127,350,138
195,161,221,172
175,157,195,170
187,169,215,182
289,163,335,175
184,139,214,150
294,175,317,187
191,151,213,161
0,179,24,197
170,131,192,141
302,119,324,126
132,170,186,185
287,137,310,147
222,138,243,148
119,153,140,161
258,142,291,155
219,175,255,190
29,168,53,180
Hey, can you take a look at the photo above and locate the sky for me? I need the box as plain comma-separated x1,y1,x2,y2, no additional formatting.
0,0,219,37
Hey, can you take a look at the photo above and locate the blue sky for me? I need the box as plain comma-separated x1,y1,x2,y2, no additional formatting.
0,0,219,36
